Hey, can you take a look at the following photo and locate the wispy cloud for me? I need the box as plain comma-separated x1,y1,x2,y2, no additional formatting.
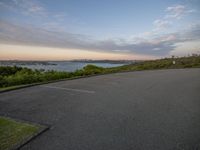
153,19,172,31
0,20,200,56
0,0,68,32
165,4,195,19
152,4,196,32
0,0,47,17
0,1,199,57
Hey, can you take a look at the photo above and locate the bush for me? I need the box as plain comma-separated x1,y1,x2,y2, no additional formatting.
0,66,71,88
82,65,105,75
0,66,23,76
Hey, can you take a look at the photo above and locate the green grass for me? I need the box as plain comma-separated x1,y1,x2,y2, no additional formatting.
0,55,200,90
0,117,41,150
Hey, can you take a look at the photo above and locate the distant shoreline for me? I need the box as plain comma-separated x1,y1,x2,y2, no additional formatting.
0,61,127,72
0,61,56,66
0,60,136,67
0,60,137,65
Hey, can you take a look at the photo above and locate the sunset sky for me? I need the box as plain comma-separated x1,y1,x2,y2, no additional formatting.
0,0,200,60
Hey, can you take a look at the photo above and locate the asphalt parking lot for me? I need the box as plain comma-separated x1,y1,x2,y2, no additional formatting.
0,69,200,150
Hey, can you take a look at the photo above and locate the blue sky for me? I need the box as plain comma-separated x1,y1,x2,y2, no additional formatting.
0,0,200,60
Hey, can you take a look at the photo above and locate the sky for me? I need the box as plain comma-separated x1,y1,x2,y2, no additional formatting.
0,0,200,60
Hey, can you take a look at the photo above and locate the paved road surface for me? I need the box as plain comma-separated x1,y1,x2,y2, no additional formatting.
0,69,200,150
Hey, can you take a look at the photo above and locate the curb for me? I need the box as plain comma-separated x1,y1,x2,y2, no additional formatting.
14,126,49,150
0,75,99,93
0,71,125,93
0,67,199,93
0,116,50,150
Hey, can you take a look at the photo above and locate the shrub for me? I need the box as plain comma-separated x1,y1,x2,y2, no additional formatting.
0,66,23,76
82,65,105,75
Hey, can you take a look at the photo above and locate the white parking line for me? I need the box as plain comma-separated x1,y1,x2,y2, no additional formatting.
41,85,95,94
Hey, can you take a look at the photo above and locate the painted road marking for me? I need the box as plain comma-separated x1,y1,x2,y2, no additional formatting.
40,85,95,94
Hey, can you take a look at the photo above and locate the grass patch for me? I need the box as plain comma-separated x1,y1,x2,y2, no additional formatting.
0,117,42,150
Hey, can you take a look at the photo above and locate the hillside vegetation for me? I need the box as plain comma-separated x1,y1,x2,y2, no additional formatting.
0,55,200,89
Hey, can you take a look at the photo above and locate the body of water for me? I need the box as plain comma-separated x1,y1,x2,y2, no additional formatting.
0,61,126,72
